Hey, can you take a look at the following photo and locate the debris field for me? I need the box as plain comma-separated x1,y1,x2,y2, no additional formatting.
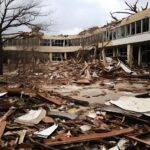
0,59,150,150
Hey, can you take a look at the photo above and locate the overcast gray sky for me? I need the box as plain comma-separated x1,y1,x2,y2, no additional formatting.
48,0,149,35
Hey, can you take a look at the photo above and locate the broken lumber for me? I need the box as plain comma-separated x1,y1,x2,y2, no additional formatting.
126,133,150,146
37,93,63,106
44,127,134,146
49,92,89,106
0,121,6,138
0,107,15,139
7,88,22,97
0,107,16,123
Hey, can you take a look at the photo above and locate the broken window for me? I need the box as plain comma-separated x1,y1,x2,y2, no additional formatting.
106,30,109,40
121,26,126,37
136,20,141,34
94,34,99,43
98,33,102,41
40,39,50,46
126,24,130,36
142,18,149,32
86,36,91,44
52,53,64,61
102,32,106,41
85,37,89,45
109,31,113,40
112,30,116,40
71,39,78,46
52,40,64,46
64,40,72,46
116,27,121,39
7,39,13,46
131,22,135,35
76,38,81,46
105,49,113,57
120,49,127,57
91,35,95,42
12,39,18,46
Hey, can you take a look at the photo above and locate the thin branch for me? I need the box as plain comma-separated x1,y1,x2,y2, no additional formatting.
112,11,134,15
110,12,118,21
141,2,149,11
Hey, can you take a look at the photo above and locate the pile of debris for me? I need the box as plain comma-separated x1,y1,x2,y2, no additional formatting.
0,88,149,149
4,58,150,88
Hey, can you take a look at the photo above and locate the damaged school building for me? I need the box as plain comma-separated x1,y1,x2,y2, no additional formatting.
3,8,150,68
1,6,150,149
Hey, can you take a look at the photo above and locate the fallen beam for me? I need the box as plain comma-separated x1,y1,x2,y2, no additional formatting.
44,127,134,146
0,107,16,123
49,92,89,106
37,93,63,106
126,134,150,146
7,88,22,97
0,121,6,138
0,107,15,139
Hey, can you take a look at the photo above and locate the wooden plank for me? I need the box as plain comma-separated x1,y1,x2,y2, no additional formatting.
0,121,6,138
126,135,150,146
37,93,63,106
44,127,134,146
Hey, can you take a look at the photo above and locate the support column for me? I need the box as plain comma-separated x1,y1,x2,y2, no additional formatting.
138,46,142,66
113,48,117,57
117,47,120,57
102,49,107,66
64,52,67,60
127,44,133,68
49,53,52,62
7,59,11,72
63,40,65,47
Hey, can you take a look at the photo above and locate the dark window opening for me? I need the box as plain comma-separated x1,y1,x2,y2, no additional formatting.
136,20,141,34
131,22,135,35
116,28,121,38
52,53,64,61
64,40,72,46
126,24,130,36
98,34,102,41
142,18,149,32
120,49,127,57
52,40,64,46
40,39,50,46
109,31,112,40
106,30,109,40
106,49,113,57
103,32,107,41
113,30,116,39
121,26,125,37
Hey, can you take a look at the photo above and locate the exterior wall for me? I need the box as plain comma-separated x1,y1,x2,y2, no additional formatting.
3,9,150,64
112,32,150,46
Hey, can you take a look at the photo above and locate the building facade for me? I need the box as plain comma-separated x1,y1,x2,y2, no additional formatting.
4,8,150,67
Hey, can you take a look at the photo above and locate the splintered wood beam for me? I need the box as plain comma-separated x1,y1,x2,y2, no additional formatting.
44,127,134,146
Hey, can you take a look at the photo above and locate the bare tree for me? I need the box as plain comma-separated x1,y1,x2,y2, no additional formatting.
0,0,51,75
110,0,149,21
18,27,42,74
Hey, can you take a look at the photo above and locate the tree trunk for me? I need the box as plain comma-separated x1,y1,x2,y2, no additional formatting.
0,36,3,75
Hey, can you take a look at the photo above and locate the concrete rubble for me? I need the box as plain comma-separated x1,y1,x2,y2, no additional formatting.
0,59,149,149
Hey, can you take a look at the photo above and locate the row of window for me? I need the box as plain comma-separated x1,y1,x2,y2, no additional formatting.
106,17,150,40
5,38,39,46
40,39,72,46
5,17,150,47
52,53,65,61
69,17,150,45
